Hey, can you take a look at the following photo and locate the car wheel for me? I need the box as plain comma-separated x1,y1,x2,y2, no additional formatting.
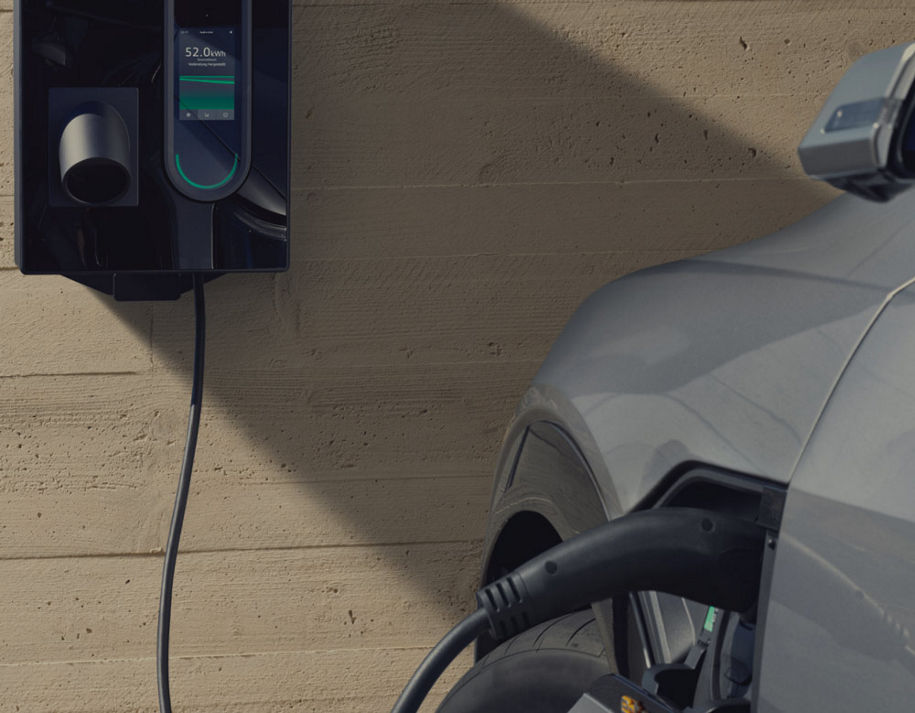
436,610,611,713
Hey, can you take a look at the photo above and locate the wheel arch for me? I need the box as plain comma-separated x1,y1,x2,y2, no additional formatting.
478,415,784,674
477,419,611,658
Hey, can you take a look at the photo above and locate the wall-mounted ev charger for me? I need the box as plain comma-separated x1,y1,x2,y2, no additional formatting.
15,0,291,301
14,2,291,712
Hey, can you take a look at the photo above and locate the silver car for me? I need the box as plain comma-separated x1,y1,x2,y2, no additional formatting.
427,41,915,713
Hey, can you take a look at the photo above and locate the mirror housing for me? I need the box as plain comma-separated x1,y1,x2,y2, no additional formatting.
799,42,915,202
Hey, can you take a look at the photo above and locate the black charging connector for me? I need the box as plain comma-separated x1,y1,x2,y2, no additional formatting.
390,508,766,713
477,508,764,642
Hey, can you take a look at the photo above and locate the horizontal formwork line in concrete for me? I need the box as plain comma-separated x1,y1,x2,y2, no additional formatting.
0,248,791,267
0,647,467,713
2,473,493,558
0,370,143,380
226,251,697,266
0,642,440,669
4,1,911,8
289,176,814,192
294,92,819,103
0,175,816,203
0,541,485,665
0,537,483,563
108,472,493,487
0,463,495,482
289,0,912,9
0,356,540,374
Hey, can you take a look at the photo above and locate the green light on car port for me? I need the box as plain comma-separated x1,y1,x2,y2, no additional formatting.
175,153,238,190
703,606,718,633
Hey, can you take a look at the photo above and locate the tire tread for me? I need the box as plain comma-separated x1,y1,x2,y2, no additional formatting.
436,610,610,713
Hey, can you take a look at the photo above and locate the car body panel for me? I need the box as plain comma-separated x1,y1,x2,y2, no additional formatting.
480,189,915,676
529,190,915,516
758,285,915,712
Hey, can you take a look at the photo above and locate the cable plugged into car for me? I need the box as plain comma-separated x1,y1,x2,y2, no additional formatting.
390,508,766,713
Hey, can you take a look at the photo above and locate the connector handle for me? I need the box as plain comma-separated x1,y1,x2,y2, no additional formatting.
477,508,765,642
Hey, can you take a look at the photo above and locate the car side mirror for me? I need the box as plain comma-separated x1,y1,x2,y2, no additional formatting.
799,42,915,202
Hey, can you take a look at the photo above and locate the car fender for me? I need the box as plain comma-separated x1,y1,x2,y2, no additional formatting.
531,190,915,515
481,189,915,668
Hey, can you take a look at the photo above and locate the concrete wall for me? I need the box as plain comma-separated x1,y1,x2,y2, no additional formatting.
0,1,910,710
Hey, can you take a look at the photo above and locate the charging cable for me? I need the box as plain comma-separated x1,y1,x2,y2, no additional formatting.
157,274,206,713
390,507,765,713
148,282,765,713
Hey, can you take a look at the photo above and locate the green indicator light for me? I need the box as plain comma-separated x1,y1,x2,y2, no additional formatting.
175,153,239,191
703,606,718,633
179,78,235,85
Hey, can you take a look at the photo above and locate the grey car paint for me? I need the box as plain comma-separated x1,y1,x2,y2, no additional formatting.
758,285,915,712
525,188,915,517
481,186,915,705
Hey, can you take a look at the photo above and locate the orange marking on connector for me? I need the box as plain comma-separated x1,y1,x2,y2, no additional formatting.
621,695,645,713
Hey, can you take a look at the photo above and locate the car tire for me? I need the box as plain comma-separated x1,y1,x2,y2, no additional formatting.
436,610,611,713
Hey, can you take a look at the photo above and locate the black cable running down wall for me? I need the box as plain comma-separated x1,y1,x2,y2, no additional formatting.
157,274,206,713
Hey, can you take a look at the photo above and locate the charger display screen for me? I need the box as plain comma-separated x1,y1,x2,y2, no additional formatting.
178,27,237,121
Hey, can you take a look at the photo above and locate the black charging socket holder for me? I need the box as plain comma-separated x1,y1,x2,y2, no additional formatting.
48,88,140,208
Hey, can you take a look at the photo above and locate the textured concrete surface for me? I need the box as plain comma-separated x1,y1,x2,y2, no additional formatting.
0,1,911,711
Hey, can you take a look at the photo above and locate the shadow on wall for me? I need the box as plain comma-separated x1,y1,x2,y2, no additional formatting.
99,3,838,593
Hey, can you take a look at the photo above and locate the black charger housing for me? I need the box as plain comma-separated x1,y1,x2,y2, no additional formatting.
14,0,292,300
